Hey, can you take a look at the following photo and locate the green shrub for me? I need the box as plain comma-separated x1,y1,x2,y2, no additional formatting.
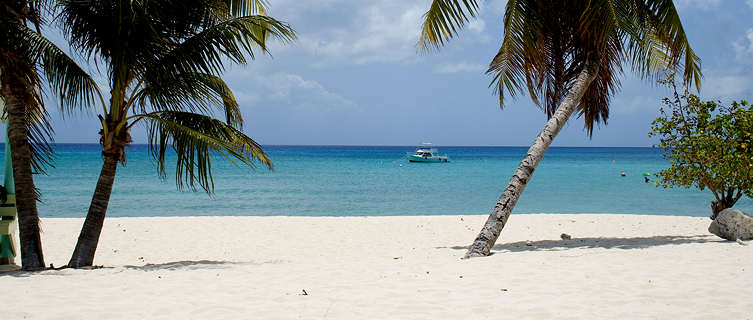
650,79,753,219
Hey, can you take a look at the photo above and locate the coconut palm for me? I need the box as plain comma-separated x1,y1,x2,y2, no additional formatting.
58,0,296,267
419,0,701,257
1,1,100,269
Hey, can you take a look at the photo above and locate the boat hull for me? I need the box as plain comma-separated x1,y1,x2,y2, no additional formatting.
408,155,449,163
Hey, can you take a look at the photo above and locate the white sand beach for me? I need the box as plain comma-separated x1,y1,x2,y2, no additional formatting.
3,214,752,319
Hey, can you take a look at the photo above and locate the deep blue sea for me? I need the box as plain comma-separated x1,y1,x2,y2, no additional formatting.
2,144,749,218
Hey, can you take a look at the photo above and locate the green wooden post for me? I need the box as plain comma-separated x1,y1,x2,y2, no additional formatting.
4,123,13,194
0,115,17,264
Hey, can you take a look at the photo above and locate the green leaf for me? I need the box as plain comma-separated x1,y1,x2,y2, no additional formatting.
140,111,272,193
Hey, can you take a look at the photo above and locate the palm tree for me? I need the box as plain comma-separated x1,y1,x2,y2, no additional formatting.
1,1,100,269
419,0,701,257
58,0,296,267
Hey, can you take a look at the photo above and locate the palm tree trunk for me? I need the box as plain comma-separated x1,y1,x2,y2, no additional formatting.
1,84,46,269
465,63,599,258
68,153,119,267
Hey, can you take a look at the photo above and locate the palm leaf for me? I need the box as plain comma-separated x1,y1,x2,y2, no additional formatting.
10,21,104,113
487,0,549,108
157,15,295,78
228,0,267,16
139,111,271,193
133,72,243,128
627,0,701,90
483,0,701,134
1,19,56,173
418,0,480,51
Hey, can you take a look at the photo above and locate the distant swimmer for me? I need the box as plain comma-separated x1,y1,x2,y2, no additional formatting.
644,177,650,183
620,172,626,177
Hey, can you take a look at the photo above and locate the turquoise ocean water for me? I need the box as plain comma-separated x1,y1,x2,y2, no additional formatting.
2,144,750,218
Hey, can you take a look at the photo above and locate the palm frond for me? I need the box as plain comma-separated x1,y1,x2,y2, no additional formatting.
157,15,295,78
10,21,104,113
9,81,56,174
204,0,274,52
627,0,702,90
133,72,242,128
418,0,480,51
1,19,55,173
486,0,560,109
26,108,55,174
228,0,267,16
576,35,624,136
139,111,271,193
482,0,701,134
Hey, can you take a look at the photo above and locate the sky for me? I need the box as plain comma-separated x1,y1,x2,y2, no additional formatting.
23,0,753,146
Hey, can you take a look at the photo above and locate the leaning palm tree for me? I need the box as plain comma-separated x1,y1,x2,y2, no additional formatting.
1,1,100,269
58,0,296,267
419,0,701,257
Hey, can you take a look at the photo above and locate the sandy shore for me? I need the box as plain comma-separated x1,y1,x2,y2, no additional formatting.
2,214,751,319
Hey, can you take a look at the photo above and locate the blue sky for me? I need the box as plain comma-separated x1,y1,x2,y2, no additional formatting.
30,0,753,146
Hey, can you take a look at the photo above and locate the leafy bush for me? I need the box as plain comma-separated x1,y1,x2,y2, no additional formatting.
650,79,753,219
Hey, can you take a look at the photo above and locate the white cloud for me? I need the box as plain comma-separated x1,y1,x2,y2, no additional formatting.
266,0,491,65
263,0,427,64
345,5,427,64
733,28,753,62
232,71,360,113
702,72,753,98
712,29,753,99
468,19,486,33
434,61,486,74
748,0,753,10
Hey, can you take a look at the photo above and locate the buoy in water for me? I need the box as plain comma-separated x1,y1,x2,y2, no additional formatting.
642,172,651,176
620,172,626,177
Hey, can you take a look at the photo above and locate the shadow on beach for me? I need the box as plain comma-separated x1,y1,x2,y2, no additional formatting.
122,260,247,271
122,258,287,271
1,259,286,276
442,234,722,253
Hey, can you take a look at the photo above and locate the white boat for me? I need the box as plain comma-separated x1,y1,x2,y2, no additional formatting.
408,143,450,163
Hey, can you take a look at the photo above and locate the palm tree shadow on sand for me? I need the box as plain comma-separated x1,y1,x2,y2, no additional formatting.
122,259,287,271
122,260,244,271
442,235,723,254
1,259,287,276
